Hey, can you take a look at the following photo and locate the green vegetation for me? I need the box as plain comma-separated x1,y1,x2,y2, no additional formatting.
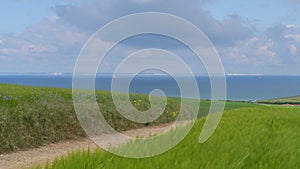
183,99,258,117
0,84,83,154
0,84,256,154
259,95,300,104
0,84,179,154
35,106,300,169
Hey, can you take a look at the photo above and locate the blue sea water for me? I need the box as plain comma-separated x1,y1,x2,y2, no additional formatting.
0,75,300,101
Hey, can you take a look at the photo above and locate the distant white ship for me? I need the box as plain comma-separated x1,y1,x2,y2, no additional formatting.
51,72,63,76
227,73,264,76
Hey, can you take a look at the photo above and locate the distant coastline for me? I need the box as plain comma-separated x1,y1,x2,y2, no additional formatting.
1,74,300,101
227,73,264,76
1,72,300,77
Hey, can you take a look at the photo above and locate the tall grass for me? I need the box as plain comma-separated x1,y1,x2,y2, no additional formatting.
0,84,180,154
0,84,84,153
36,106,300,169
0,84,256,154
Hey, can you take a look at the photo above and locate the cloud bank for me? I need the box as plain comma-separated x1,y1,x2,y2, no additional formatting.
0,0,299,74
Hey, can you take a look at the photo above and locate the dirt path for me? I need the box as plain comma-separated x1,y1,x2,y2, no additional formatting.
0,138,96,169
0,121,191,169
282,104,300,107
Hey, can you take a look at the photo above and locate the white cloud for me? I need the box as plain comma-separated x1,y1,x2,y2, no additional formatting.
228,52,248,63
289,44,298,56
256,45,279,65
0,0,255,73
0,48,9,54
53,0,253,46
220,47,248,63
219,37,281,67
285,34,300,42
266,24,300,65
0,0,300,74
286,24,298,29
0,36,57,57
131,0,155,4
256,45,276,58
0,55,8,61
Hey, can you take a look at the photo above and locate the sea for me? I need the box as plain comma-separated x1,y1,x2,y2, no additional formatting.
0,74,300,101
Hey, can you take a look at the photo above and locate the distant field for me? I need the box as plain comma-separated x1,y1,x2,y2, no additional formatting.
259,95,300,104
34,106,300,169
174,98,258,117
0,84,257,154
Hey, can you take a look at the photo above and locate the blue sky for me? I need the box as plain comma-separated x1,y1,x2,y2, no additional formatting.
0,1,64,34
0,0,300,75
204,1,300,28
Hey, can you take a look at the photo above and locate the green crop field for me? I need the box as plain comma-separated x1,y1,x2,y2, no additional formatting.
0,84,256,154
34,106,300,169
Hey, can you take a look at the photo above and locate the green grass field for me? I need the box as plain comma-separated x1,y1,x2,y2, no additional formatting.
259,95,300,104
0,84,256,154
2,84,299,168
32,106,300,169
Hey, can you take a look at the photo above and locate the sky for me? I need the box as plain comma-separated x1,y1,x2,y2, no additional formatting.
0,0,300,75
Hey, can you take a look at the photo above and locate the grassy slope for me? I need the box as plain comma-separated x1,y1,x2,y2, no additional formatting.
38,106,300,169
0,84,256,154
183,99,258,117
0,84,180,154
0,84,84,153
259,95,300,104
